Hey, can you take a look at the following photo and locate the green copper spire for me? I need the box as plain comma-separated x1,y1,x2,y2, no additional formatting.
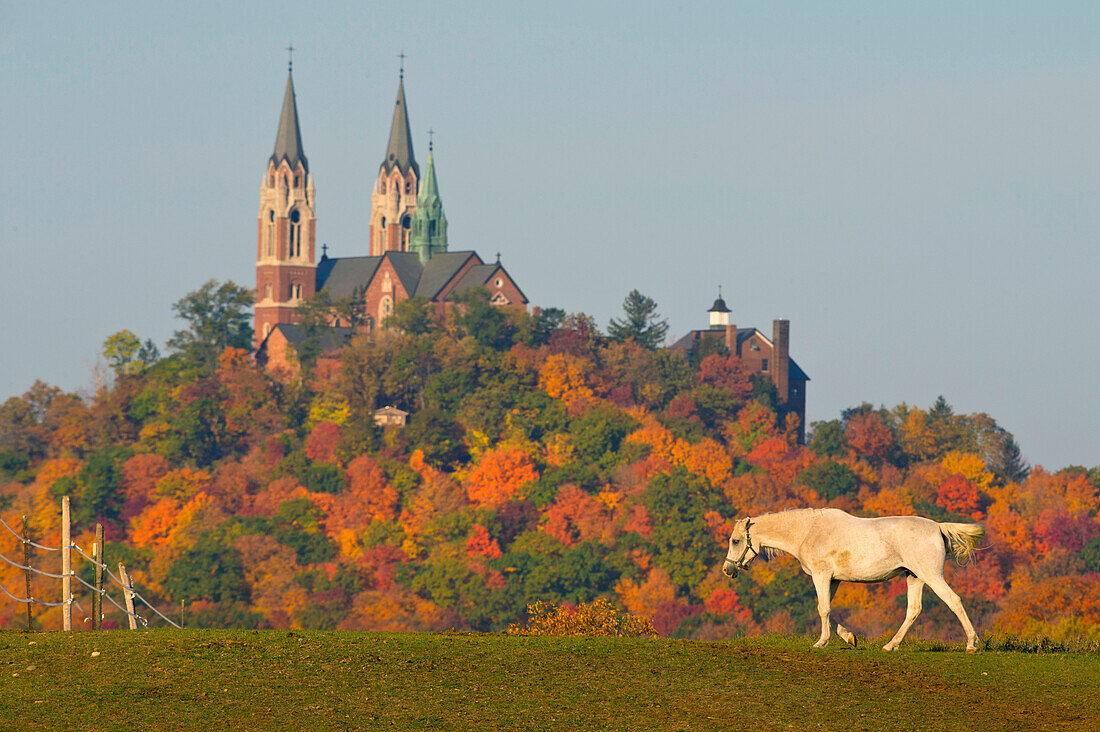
409,146,447,263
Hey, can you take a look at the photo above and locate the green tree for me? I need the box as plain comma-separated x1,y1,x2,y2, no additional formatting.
386,295,435,335
452,286,514,350
103,330,159,375
607,290,668,349
167,280,254,371
796,460,858,500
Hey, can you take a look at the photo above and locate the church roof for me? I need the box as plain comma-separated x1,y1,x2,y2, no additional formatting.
267,323,355,351
381,78,418,177
414,251,480,299
316,256,382,298
385,252,424,296
271,71,308,173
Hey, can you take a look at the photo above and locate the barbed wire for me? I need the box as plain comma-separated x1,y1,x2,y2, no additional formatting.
0,582,67,607
0,549,69,578
0,516,61,551
1,525,180,630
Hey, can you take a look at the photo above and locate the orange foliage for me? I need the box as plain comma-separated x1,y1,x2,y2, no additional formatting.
723,402,780,456
621,504,653,538
615,566,677,622
32,458,82,490
992,574,1100,636
130,498,182,548
746,437,814,486
465,447,539,509
542,485,616,546
337,588,457,631
696,354,753,401
466,524,503,559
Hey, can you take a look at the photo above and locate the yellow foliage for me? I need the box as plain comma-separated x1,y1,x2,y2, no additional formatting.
506,599,656,638
941,451,995,492
538,353,596,412
307,392,350,428
544,433,575,468
154,467,212,501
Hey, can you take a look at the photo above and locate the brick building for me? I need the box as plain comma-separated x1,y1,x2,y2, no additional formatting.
671,294,810,442
254,65,526,359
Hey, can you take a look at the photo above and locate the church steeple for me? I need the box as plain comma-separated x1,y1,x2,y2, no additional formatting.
369,73,420,256
410,143,448,263
255,63,317,349
271,70,308,173
381,79,418,178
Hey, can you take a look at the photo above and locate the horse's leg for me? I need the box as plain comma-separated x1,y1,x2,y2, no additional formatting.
883,574,924,651
811,573,833,648
825,579,858,647
923,574,979,652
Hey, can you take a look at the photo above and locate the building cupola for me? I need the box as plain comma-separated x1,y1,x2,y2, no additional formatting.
708,288,731,329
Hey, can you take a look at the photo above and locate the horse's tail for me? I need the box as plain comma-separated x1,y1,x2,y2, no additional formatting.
938,522,984,566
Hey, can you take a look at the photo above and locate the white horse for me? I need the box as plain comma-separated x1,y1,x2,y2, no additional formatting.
722,508,983,652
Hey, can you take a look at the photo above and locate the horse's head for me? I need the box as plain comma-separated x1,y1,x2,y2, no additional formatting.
722,517,757,578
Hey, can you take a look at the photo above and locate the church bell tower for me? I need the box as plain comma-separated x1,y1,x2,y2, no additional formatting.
369,71,419,256
255,62,317,348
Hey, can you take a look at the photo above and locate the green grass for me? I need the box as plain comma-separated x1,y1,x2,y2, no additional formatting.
1,630,1097,731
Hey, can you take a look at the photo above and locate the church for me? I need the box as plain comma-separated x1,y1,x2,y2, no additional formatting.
253,64,527,357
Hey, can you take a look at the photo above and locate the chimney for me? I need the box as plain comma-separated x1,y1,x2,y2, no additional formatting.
725,323,738,355
772,319,790,403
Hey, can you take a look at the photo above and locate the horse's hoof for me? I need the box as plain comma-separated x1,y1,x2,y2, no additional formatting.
882,645,894,652
966,647,977,654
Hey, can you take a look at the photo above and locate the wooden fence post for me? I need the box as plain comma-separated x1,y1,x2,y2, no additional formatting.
118,563,137,630
61,496,71,632
93,523,104,631
22,515,31,631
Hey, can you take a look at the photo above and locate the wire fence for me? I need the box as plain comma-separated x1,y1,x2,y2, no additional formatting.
0,510,181,630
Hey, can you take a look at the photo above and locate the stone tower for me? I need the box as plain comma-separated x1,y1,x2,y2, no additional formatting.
254,68,317,348
409,143,448,263
369,75,419,256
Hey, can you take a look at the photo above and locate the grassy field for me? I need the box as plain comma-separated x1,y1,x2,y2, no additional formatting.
0,629,1096,731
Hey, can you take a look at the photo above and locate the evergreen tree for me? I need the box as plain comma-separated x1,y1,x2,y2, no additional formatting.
607,290,668,349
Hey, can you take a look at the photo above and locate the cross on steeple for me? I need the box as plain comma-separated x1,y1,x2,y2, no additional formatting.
495,252,501,263
428,127,434,151
287,43,294,72
398,50,406,80
321,243,328,257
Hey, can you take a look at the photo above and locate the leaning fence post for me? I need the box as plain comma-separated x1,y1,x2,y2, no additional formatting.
22,515,32,631
61,496,71,632
93,523,104,631
118,563,137,630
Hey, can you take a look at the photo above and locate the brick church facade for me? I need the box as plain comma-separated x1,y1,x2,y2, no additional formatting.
254,66,527,358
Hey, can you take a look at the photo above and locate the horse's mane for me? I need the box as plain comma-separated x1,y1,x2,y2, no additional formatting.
761,546,784,560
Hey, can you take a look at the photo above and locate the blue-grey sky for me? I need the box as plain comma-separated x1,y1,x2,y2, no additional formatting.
3,2,1097,469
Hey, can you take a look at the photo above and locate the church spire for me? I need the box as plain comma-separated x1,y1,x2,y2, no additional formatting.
410,145,447,263
271,70,308,173
381,77,418,177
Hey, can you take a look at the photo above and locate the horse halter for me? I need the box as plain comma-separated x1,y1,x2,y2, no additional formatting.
732,519,759,571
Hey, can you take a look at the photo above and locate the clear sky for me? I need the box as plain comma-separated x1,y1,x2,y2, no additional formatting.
2,2,1097,469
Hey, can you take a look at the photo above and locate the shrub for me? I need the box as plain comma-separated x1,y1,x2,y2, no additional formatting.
506,599,656,638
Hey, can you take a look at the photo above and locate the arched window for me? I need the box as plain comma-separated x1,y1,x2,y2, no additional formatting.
405,181,411,194
401,215,411,249
380,181,386,194
293,175,299,187
289,209,302,257
264,283,272,300
379,295,393,323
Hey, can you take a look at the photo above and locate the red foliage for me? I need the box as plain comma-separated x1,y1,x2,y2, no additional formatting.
652,600,703,637
936,474,983,520
120,453,170,521
845,412,894,461
622,504,654,538
304,421,340,464
696,354,753,401
704,587,753,623
664,393,697,420
1034,508,1097,554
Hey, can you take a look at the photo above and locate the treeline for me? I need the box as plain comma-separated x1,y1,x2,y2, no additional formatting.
1,281,1097,641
